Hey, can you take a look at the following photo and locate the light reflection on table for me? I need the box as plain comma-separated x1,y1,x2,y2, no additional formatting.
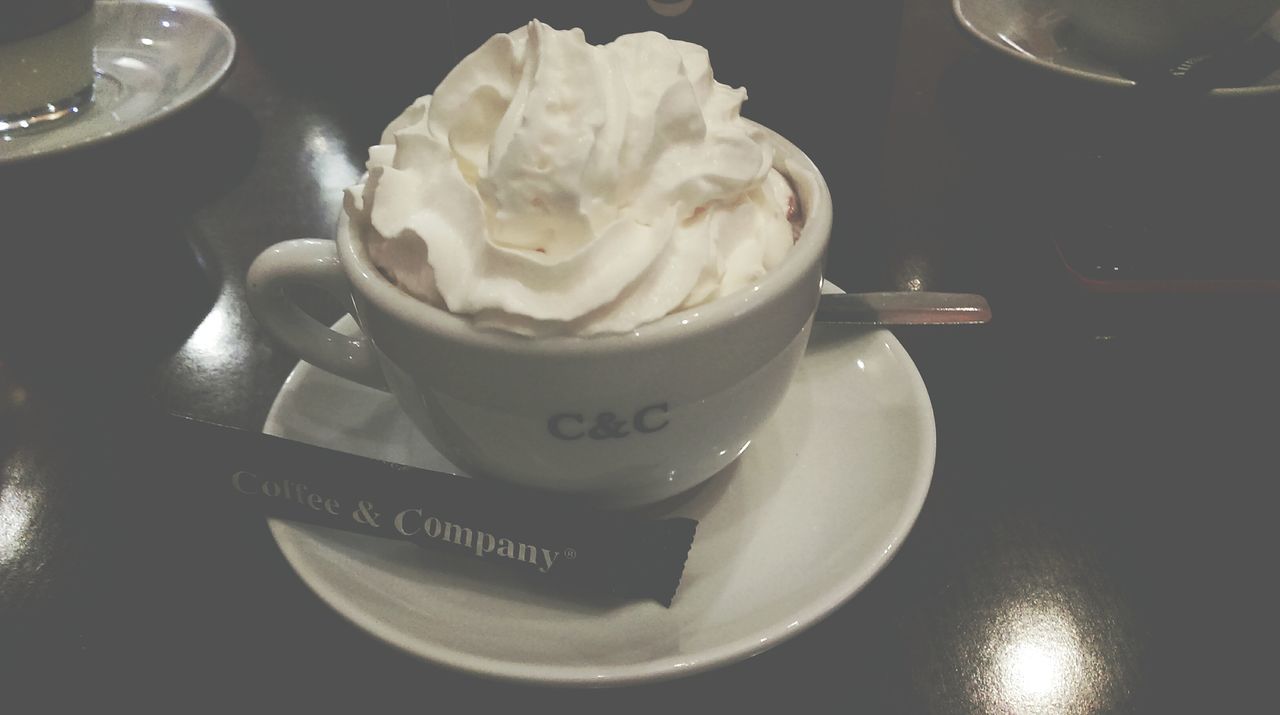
979,595,1108,715
0,476,36,569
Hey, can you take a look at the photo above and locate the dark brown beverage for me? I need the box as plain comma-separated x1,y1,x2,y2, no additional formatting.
0,0,95,131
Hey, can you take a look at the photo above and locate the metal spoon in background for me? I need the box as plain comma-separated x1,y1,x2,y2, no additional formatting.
1117,14,1280,93
815,292,992,326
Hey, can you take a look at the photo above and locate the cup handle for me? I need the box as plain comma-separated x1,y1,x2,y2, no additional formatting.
247,239,387,390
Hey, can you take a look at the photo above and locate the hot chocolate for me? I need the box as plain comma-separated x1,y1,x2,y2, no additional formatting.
344,20,801,337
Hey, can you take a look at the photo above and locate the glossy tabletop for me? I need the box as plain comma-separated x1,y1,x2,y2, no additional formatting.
2,0,1278,711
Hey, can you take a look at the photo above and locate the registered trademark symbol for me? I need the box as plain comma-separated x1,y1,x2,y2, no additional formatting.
564,548,577,559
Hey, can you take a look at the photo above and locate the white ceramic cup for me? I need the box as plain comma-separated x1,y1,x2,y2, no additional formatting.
247,124,832,509
1062,0,1280,65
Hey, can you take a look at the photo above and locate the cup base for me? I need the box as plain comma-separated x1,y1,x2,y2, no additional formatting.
0,81,95,134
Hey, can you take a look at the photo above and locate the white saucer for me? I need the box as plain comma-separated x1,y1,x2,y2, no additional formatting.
263,309,936,686
953,0,1280,97
0,1,235,163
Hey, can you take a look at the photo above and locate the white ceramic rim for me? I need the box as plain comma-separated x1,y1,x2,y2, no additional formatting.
264,314,937,687
951,0,1280,97
336,121,834,356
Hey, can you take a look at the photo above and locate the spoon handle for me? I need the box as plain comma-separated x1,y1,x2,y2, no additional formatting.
1118,17,1280,92
815,292,992,325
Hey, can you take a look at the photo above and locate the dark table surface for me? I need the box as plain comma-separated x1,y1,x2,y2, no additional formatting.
3,0,1278,711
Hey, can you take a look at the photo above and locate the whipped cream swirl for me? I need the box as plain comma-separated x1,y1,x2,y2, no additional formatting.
344,20,798,336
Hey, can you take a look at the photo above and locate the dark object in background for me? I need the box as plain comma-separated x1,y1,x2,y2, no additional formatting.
935,47,1280,333
0,0,92,43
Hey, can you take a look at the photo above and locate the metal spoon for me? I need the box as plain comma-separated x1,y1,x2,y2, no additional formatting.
815,292,992,326
1117,17,1280,93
